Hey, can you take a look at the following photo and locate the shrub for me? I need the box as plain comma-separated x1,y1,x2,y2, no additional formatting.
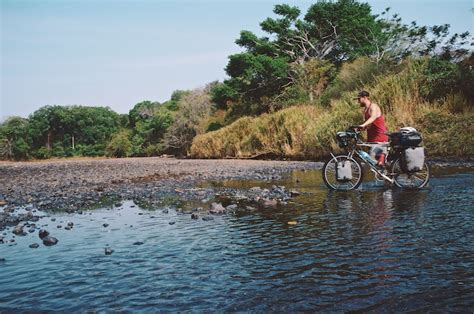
106,130,132,158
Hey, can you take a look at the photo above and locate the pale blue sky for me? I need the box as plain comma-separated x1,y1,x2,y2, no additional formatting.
1,0,472,120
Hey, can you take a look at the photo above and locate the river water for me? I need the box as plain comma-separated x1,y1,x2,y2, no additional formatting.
1,167,473,312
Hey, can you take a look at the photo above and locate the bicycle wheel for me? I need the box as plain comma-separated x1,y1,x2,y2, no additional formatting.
322,155,363,190
392,158,430,189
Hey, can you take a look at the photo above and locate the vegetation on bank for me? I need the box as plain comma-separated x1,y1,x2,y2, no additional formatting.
1,0,472,161
191,58,474,159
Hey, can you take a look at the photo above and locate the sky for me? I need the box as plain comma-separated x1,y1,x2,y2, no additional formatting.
1,0,472,120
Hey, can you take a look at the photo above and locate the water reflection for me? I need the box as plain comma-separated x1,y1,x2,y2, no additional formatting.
0,168,472,312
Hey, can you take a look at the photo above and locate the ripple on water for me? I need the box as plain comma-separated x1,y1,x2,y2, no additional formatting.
0,169,473,311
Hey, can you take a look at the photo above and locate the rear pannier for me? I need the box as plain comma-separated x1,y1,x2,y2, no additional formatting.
404,147,425,172
336,160,352,182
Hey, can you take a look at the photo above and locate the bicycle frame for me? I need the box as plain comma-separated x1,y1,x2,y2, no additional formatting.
331,130,397,184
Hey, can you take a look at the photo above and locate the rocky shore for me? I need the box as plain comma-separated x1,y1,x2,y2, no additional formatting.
0,157,323,230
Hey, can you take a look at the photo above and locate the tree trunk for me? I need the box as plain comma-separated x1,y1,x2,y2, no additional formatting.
46,131,52,151
72,135,75,150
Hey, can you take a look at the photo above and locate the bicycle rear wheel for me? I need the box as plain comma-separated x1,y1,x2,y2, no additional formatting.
322,155,363,190
392,158,430,189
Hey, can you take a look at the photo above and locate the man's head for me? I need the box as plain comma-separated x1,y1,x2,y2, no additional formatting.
354,90,370,107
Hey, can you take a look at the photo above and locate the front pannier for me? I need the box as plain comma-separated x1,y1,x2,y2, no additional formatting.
404,147,425,172
336,160,352,182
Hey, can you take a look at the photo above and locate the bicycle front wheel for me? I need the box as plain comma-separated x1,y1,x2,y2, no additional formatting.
322,155,363,191
392,158,430,189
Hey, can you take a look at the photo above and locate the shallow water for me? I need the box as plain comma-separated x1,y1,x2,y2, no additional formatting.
1,167,473,311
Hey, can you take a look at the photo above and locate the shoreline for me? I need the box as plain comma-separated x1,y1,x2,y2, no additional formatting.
1,156,473,211
0,158,323,212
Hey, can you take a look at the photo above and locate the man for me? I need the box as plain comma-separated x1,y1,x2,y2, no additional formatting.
354,90,388,167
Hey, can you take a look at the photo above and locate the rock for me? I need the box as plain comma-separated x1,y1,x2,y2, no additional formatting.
67,222,74,228
39,229,49,239
289,189,300,196
246,206,256,212
133,241,144,245
249,187,262,193
64,226,71,230
262,198,278,207
28,228,35,233
0,200,7,206
51,218,56,222
29,243,40,249
202,216,214,221
226,204,238,211
0,236,4,244
42,236,58,246
103,223,109,228
13,225,26,236
57,225,62,229
115,203,122,207
209,202,226,215
191,213,199,220
169,221,176,225
162,209,169,214
0,257,5,262
105,247,114,255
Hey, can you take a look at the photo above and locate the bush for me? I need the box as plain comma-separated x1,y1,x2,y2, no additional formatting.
420,57,461,101
106,130,132,158
32,147,51,159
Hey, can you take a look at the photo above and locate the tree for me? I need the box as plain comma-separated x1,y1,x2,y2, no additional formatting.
106,130,132,158
164,86,214,155
0,117,31,160
213,1,388,117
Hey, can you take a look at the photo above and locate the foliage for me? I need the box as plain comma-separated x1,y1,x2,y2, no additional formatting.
27,105,120,158
192,58,473,159
0,117,31,160
106,130,132,158
163,86,214,155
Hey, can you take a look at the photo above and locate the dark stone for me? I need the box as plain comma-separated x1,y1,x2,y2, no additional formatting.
28,228,35,233
29,243,40,249
115,203,122,207
57,225,62,229
162,209,169,214
0,257,5,262
133,241,144,245
105,247,114,255
103,223,109,228
202,216,214,221
67,222,74,228
51,218,56,222
64,226,71,230
169,221,175,225
42,236,58,246
39,229,49,239
191,213,199,220
13,225,26,236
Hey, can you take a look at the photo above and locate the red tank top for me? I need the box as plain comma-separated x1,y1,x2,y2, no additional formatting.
364,104,388,142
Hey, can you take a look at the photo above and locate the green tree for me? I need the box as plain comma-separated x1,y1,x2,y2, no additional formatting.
106,130,132,158
0,117,31,160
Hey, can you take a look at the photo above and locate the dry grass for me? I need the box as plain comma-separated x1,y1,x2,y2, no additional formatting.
191,59,472,159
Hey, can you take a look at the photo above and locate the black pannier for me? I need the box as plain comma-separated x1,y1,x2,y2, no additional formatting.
389,128,422,148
